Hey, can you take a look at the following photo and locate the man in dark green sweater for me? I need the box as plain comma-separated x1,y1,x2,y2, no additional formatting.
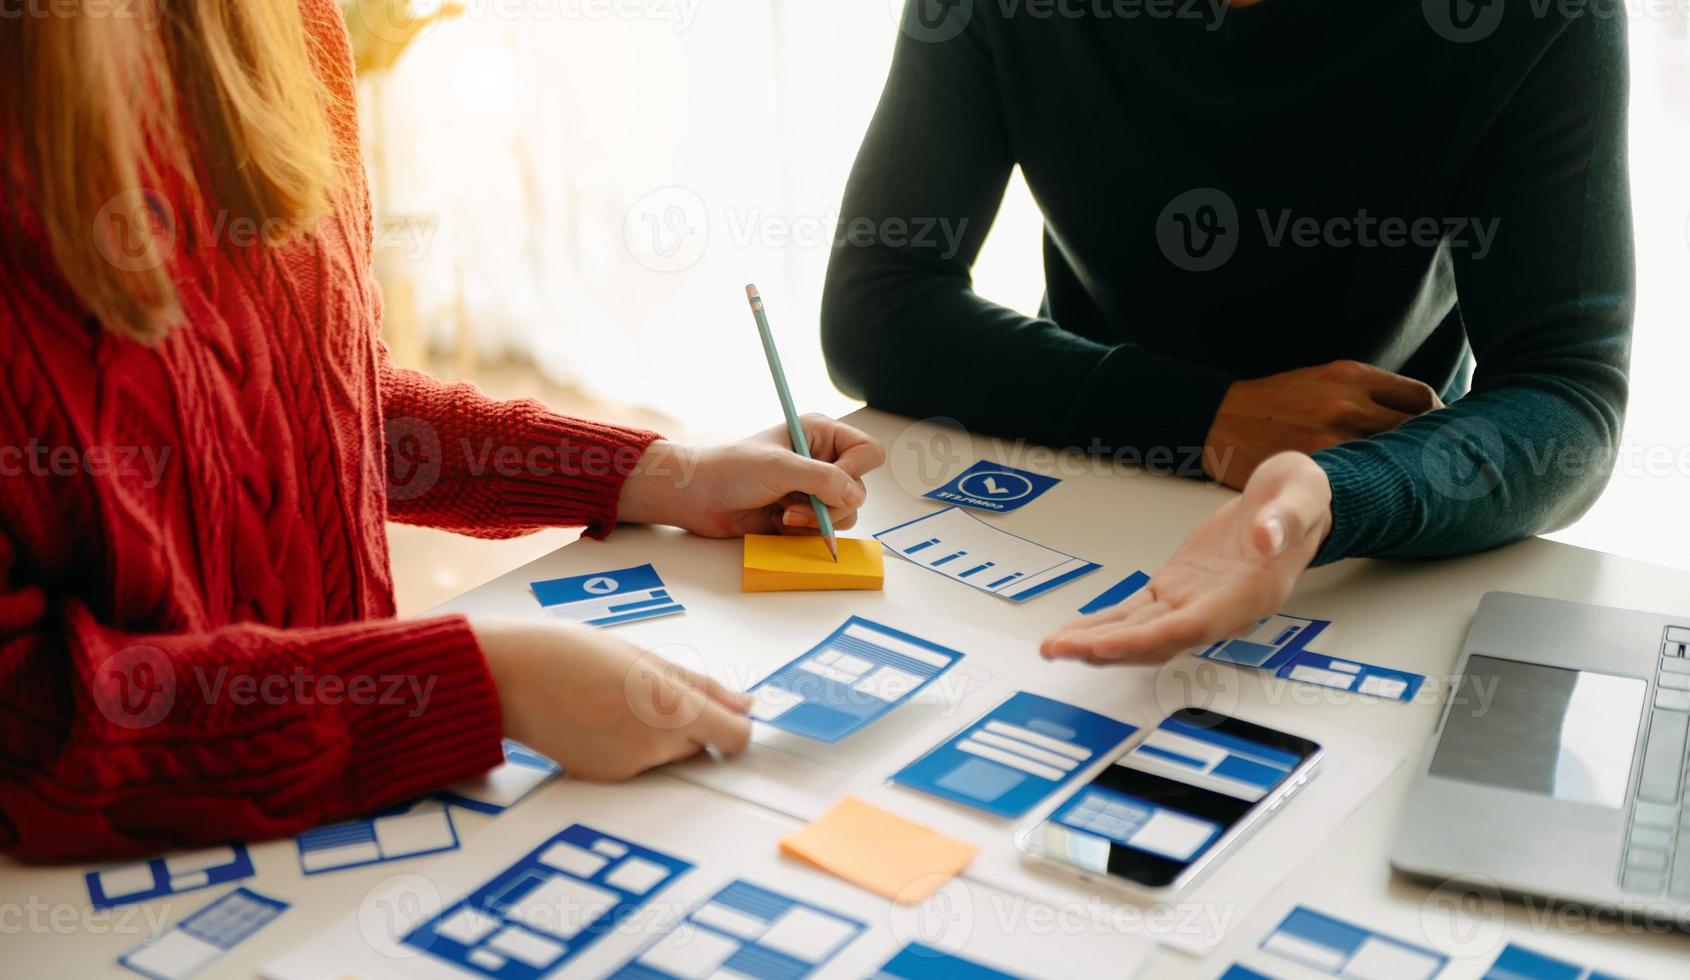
822,0,1633,662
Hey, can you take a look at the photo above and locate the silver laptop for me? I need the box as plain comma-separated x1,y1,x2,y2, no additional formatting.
1393,591,1690,925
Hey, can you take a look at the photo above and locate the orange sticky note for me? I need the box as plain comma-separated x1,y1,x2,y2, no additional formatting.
779,796,979,904
742,534,884,593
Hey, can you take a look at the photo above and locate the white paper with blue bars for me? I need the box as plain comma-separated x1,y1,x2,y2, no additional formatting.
119,887,287,980
874,507,1100,602
1259,906,1448,980
610,879,864,979
747,616,965,743
295,799,459,874
531,563,684,627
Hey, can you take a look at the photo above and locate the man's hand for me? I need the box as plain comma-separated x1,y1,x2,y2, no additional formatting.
1204,360,1440,488
618,415,886,537
1040,452,1332,665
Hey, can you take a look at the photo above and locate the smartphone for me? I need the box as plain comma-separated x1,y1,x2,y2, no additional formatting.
1014,707,1322,898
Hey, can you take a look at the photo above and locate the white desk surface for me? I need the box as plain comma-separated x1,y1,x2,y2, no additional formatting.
5,407,1688,979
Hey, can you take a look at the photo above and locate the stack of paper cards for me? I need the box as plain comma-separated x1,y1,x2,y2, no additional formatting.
923,460,1060,514
1201,613,1330,669
1259,907,1447,980
531,564,684,627
874,507,1100,602
296,800,459,875
402,823,692,978
876,942,1022,980
438,740,559,814
119,887,287,980
609,880,865,980
87,845,255,910
1202,614,1425,704
892,692,1136,818
747,616,964,743
778,796,979,905
742,534,884,592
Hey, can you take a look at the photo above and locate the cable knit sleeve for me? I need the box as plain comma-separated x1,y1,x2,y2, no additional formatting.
0,526,505,860
377,346,661,540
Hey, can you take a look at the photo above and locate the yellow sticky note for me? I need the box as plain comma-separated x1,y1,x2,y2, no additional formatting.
779,796,979,904
742,534,884,593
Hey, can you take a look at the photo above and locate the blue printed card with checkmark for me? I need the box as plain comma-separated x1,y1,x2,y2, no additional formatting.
924,460,1060,514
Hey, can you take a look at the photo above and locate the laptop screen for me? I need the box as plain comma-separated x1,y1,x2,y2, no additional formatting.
1429,655,1646,809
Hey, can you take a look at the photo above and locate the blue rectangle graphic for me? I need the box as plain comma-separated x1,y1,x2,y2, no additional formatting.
532,564,685,628
1260,906,1448,980
1078,570,1151,615
875,942,1022,980
1199,614,1329,671
923,460,1061,514
892,692,1136,819
1277,651,1425,703
748,617,964,744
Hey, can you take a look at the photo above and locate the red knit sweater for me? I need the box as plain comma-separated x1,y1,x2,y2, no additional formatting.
0,1,657,861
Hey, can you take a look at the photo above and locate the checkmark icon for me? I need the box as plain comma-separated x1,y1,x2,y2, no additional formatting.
983,476,1009,495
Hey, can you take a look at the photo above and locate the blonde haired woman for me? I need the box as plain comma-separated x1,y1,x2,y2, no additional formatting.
0,0,882,859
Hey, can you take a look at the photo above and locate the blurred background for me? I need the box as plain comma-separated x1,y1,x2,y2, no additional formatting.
338,1,1690,614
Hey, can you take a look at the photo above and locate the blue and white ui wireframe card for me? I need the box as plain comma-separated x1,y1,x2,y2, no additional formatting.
1050,714,1305,864
1482,943,1624,980
1078,570,1151,615
893,692,1137,818
1200,613,1330,671
403,823,692,980
609,879,865,979
1277,651,1425,703
439,740,560,814
118,887,288,980
531,563,684,628
86,845,256,910
923,460,1060,514
875,507,1101,603
874,941,1022,980
296,799,459,874
1259,907,1448,980
747,616,965,744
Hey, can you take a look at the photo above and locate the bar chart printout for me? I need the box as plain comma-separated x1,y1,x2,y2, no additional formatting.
874,507,1100,603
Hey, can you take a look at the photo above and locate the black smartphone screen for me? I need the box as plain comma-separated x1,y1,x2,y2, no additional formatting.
1025,708,1321,888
